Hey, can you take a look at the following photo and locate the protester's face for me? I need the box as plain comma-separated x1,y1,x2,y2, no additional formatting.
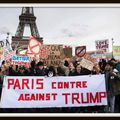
19,69,25,73
76,65,81,73
38,65,44,70
13,65,16,71
105,64,112,71
69,62,75,70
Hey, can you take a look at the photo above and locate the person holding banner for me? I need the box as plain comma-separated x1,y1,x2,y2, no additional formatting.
35,61,46,76
0,67,4,100
46,66,56,77
105,61,120,112
71,64,83,76
8,65,19,76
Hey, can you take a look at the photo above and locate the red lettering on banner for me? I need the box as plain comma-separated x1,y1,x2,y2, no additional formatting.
31,94,36,100
64,82,69,88
25,94,30,101
81,92,89,103
36,79,43,89
62,93,70,104
39,93,44,100
52,93,57,100
13,79,21,89
72,93,80,104
76,81,87,88
7,78,44,90
76,82,81,88
99,92,106,102
83,81,87,88
8,79,14,89
51,81,88,89
18,94,24,101
22,79,29,89
58,82,62,89
51,82,56,89
46,93,50,100
31,79,34,89
18,93,58,101
89,92,99,103
70,82,76,88
62,92,106,104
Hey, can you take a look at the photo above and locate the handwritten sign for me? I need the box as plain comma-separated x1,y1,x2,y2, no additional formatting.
80,58,94,71
43,45,64,66
95,39,109,52
12,56,30,66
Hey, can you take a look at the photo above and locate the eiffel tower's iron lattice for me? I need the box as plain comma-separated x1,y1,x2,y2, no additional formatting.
12,7,43,50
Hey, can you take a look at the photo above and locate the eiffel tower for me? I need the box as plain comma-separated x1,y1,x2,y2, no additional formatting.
12,7,43,50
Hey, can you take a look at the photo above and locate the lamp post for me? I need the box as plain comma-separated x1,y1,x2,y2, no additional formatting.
111,38,114,58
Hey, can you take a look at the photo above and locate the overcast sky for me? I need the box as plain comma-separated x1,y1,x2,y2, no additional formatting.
0,4,120,52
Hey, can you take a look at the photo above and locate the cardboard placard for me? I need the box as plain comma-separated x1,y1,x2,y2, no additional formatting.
79,58,94,71
43,45,64,66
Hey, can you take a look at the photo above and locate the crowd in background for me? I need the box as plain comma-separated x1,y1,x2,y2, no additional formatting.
0,57,120,113
0,57,119,77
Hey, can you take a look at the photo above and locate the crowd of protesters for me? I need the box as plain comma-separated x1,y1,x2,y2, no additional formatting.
0,57,120,113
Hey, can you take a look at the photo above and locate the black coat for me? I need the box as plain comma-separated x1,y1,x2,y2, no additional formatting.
35,68,46,76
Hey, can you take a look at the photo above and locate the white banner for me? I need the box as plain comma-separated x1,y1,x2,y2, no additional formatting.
0,75,107,108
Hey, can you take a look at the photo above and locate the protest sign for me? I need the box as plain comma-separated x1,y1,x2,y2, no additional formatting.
63,47,72,58
0,33,14,61
26,36,48,59
0,75,107,108
113,46,120,56
86,50,105,60
3,47,15,61
113,46,120,60
43,44,64,66
95,39,109,52
39,45,49,59
26,36,41,57
0,33,10,48
12,55,30,66
75,46,86,57
84,54,96,63
79,58,94,71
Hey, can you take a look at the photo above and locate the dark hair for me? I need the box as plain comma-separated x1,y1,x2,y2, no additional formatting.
19,66,26,70
2,61,5,65
110,58,116,61
64,60,69,67
31,60,36,68
37,61,44,66
16,65,19,71
57,67,65,76
107,61,115,68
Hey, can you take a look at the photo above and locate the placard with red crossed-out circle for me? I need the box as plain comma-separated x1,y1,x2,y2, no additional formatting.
25,36,41,56
75,46,86,57
29,36,41,55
